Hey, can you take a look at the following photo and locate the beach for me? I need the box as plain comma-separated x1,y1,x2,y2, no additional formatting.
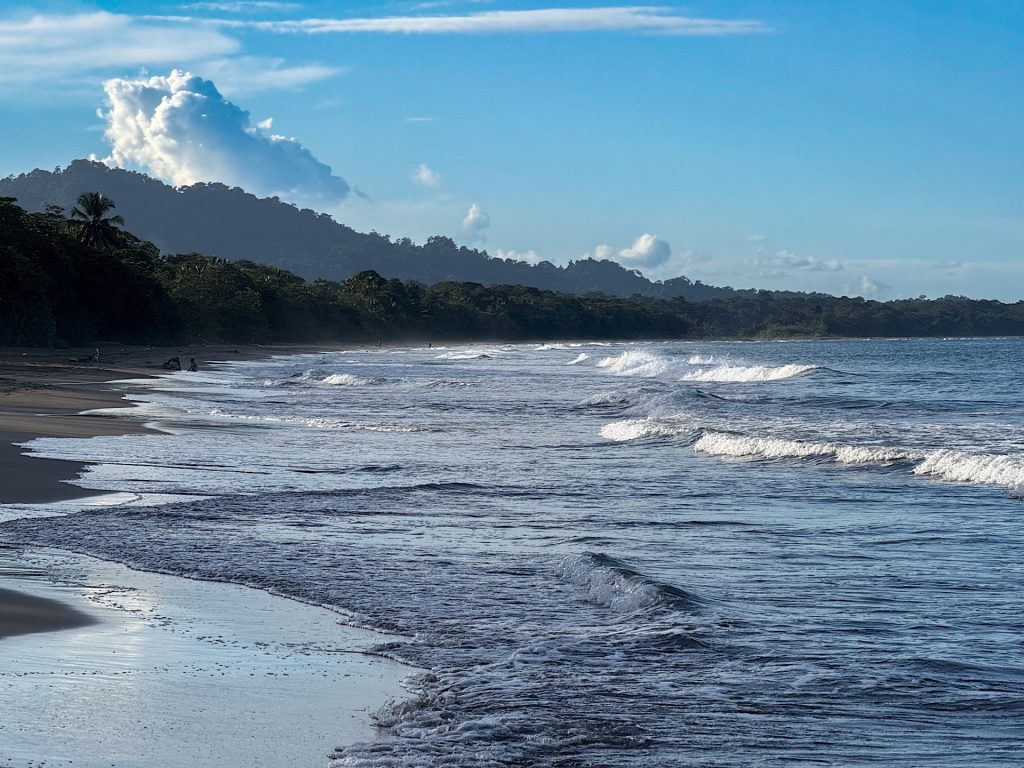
0,345,412,768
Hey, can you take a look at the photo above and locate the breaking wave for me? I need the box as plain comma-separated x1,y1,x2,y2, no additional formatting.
567,353,590,365
599,419,689,442
596,350,674,377
693,432,914,463
913,450,1024,494
681,364,819,382
321,373,384,386
694,432,1024,495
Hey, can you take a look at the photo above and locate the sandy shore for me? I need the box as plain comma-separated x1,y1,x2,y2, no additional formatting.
0,343,413,766
0,547,410,768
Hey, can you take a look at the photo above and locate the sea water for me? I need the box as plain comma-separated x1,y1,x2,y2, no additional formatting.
3,338,1023,766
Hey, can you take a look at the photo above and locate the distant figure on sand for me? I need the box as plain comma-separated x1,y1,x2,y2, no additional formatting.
188,358,199,372
162,356,181,371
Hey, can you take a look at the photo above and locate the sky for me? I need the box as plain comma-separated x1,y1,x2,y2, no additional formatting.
1,1,1022,300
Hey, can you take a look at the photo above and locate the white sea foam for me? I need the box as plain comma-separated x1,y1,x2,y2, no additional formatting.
208,409,423,433
687,354,716,365
567,353,590,365
596,350,674,377
681,363,819,382
913,450,1024,493
321,373,380,386
693,432,915,464
599,419,687,442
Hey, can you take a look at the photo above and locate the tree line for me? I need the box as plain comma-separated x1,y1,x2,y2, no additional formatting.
2,194,1023,348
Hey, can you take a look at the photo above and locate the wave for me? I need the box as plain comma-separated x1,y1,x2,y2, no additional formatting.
579,391,631,408
681,364,819,383
321,373,384,386
693,431,915,463
596,350,674,377
557,552,701,614
687,354,716,365
913,450,1024,494
694,432,1024,495
599,419,689,442
567,353,590,365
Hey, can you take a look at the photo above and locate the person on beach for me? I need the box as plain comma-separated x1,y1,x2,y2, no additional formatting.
188,358,199,372
163,357,181,371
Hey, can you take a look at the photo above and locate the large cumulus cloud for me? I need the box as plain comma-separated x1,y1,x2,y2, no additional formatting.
101,70,349,207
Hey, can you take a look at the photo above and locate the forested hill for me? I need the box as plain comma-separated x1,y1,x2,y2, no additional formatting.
3,195,1023,348
0,160,755,301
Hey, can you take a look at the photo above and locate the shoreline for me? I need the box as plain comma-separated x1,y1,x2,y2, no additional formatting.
0,349,416,765
0,343,357,504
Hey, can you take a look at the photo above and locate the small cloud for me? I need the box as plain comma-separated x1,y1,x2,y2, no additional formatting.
404,116,437,123
462,202,490,241
496,248,541,265
411,163,442,188
101,69,350,209
256,117,273,130
844,275,889,298
746,234,768,243
617,233,673,269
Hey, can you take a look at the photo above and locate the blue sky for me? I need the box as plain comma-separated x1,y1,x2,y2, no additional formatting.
1,1,1021,299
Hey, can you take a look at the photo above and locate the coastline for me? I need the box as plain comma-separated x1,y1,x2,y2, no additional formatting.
0,343,414,766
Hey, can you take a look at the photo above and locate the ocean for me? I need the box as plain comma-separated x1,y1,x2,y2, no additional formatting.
3,338,1023,766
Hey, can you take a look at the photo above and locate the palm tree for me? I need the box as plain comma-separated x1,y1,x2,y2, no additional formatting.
69,192,124,251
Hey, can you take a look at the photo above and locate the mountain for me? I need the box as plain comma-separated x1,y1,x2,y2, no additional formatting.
0,160,760,301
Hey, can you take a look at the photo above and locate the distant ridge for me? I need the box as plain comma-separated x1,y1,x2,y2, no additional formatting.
0,160,765,301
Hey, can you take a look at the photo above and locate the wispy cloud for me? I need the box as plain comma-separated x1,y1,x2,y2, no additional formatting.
0,11,339,96
747,249,844,278
0,12,237,89
199,56,343,95
175,7,771,36
180,2,303,12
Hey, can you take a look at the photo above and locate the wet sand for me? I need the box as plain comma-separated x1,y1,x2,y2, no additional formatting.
0,548,410,768
0,344,413,766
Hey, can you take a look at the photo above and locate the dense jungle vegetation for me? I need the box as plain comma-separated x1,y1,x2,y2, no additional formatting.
2,195,1023,347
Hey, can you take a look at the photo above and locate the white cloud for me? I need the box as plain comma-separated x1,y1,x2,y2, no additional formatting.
616,233,673,269
412,163,443,188
748,249,844,277
180,1,302,11
405,116,437,123
189,7,771,36
101,70,350,208
0,11,341,98
496,248,542,265
197,56,341,95
462,202,490,241
746,233,768,243
0,12,238,89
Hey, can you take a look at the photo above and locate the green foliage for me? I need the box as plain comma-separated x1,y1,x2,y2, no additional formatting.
2,196,1024,347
